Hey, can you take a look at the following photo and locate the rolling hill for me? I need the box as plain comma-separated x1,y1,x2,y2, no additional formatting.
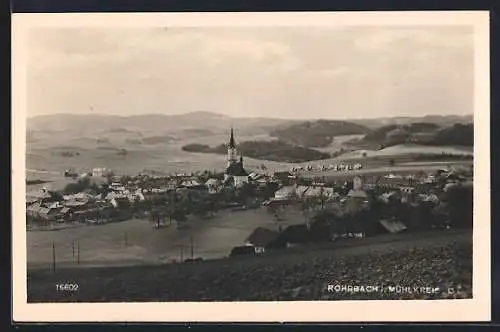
26,112,474,175
355,122,473,149
270,120,370,148
182,140,332,163
27,112,298,135
349,114,473,129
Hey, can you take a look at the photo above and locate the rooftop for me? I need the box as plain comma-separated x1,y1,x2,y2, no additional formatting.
226,162,248,177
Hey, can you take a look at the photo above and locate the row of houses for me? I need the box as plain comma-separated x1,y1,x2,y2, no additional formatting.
290,162,363,173
231,216,410,257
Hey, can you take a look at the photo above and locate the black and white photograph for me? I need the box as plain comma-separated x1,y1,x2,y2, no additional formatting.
12,11,490,322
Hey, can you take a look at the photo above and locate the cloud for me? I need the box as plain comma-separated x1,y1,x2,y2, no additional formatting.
26,26,474,119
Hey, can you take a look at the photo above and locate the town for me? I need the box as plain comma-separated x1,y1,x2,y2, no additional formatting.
26,128,473,261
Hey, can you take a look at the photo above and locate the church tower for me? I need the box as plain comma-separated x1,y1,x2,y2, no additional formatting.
227,127,238,167
224,127,249,187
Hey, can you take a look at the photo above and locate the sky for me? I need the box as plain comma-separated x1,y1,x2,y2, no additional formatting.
26,26,474,120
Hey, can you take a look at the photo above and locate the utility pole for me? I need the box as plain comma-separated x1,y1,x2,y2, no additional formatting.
190,235,194,259
52,242,56,273
77,241,80,265
180,246,184,262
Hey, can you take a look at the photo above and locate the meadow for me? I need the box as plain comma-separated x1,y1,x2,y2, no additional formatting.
26,131,289,179
27,207,306,270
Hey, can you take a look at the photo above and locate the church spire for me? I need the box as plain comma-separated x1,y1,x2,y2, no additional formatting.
229,127,236,148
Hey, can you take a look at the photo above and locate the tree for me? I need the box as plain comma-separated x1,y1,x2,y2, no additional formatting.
442,184,473,228
300,198,313,225
62,177,92,194
258,182,279,200
237,182,257,205
318,187,328,210
120,175,132,185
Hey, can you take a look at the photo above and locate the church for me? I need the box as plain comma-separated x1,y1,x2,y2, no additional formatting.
224,127,249,187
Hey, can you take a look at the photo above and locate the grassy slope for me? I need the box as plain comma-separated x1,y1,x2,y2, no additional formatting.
28,229,472,302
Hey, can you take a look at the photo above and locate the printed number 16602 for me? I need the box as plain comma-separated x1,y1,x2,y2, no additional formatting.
56,283,79,291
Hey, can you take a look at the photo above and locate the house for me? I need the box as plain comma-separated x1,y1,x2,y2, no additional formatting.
127,193,145,204
296,185,310,198
26,189,51,202
92,168,111,177
72,192,94,202
229,246,259,257
304,186,323,198
322,187,338,200
26,201,43,218
345,186,369,214
419,193,440,204
400,186,416,203
37,206,62,221
274,185,296,200
59,207,72,220
379,219,408,233
40,190,64,204
204,178,221,194
110,196,130,209
110,182,126,192
273,171,294,182
245,227,280,254
445,171,463,183
379,191,400,203
248,172,264,181
271,224,312,248
347,189,368,200
64,200,88,210
400,186,415,194
180,179,201,188
376,176,411,189
353,176,364,190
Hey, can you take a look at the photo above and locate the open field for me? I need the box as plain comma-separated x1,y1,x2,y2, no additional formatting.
27,126,473,178
336,144,473,160
26,142,290,177
312,134,365,153
27,229,472,302
27,207,307,269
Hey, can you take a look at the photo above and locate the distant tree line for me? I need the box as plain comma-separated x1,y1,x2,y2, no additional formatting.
270,120,370,148
182,140,331,163
361,122,473,148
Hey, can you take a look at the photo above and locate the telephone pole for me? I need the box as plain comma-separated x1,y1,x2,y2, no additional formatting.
52,242,56,272
190,235,194,259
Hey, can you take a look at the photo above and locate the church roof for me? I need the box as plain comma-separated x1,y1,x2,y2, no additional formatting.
229,127,236,148
226,162,248,177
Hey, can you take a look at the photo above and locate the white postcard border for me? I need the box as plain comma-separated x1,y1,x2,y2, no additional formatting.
12,11,491,322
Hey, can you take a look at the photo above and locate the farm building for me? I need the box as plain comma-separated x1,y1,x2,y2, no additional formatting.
244,227,280,254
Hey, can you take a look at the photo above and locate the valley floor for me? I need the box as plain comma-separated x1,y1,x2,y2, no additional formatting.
27,229,472,302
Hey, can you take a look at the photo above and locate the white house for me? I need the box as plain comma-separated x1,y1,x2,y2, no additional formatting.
274,185,296,200
205,178,221,194
92,168,111,177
